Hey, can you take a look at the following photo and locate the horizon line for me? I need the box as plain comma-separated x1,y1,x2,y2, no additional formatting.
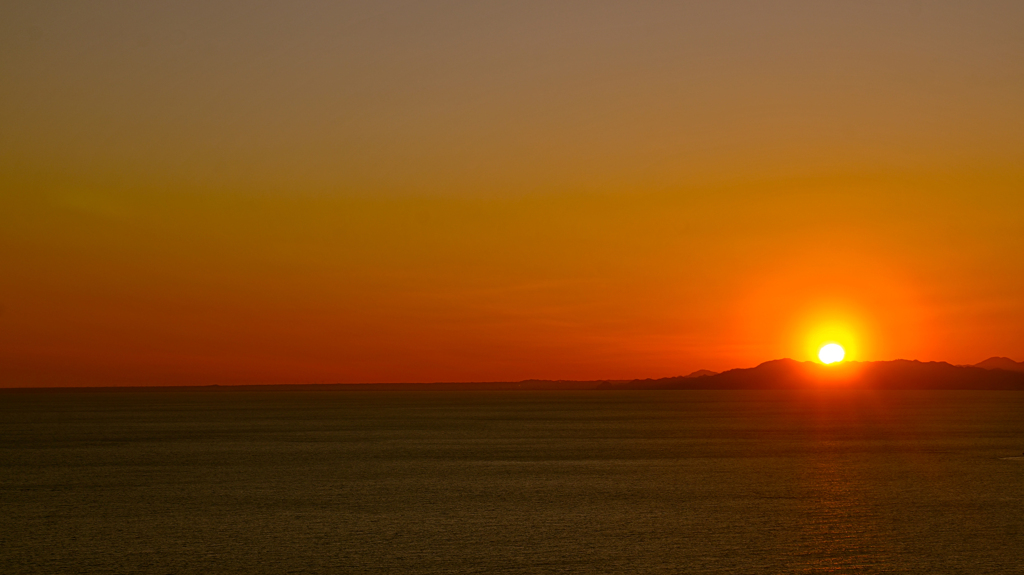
3,356,1020,390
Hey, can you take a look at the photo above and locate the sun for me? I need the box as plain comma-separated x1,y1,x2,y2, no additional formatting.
818,343,845,364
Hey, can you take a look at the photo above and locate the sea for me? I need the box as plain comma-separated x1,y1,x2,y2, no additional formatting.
2,388,1022,574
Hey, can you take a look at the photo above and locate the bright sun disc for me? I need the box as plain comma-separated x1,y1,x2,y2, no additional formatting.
818,343,845,364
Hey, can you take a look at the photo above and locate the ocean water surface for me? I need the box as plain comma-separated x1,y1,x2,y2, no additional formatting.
2,389,1023,574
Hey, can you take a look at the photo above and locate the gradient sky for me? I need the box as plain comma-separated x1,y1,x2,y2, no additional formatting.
2,1,1023,386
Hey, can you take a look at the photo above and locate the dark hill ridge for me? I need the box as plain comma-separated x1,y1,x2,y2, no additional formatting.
336,359,1022,390
974,357,1024,372
684,369,719,378
6,359,1020,390
600,359,1024,390
30,358,1008,391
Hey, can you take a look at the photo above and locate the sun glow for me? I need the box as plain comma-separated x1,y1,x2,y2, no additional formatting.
818,343,846,364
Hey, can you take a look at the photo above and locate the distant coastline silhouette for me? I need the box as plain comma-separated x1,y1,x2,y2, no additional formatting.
598,357,1024,390
8,358,1022,391
287,357,1024,391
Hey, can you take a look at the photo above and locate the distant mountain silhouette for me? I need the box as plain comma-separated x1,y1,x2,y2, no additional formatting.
601,359,1024,390
302,359,1024,390
684,369,719,378
974,357,1024,372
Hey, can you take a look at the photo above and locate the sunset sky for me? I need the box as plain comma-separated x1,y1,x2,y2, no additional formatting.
2,1,1023,386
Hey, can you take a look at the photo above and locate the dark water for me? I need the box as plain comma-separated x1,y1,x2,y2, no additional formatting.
2,389,1023,574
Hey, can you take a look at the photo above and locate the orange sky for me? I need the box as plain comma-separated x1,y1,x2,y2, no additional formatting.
2,2,1023,386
